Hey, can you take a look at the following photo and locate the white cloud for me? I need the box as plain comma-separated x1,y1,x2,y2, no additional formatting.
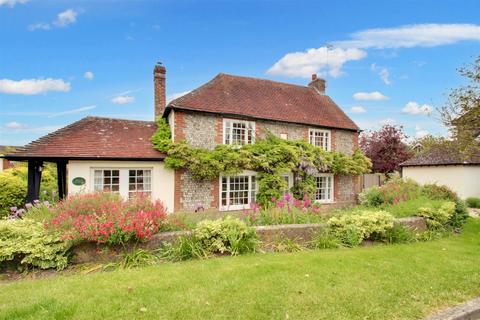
111,95,135,105
84,71,94,80
402,101,433,115
350,106,367,113
167,91,191,103
379,118,396,126
267,47,367,78
371,63,391,85
48,105,96,118
414,125,429,138
353,91,388,101
5,121,27,129
334,24,480,49
0,0,28,7
53,9,77,27
0,78,70,95
28,8,78,31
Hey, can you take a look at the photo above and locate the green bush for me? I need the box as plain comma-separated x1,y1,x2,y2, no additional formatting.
327,210,395,247
417,201,456,229
358,186,385,207
0,173,27,218
193,217,257,255
421,184,458,201
449,199,469,229
466,197,480,208
382,224,415,244
0,219,71,270
160,217,257,261
384,196,445,218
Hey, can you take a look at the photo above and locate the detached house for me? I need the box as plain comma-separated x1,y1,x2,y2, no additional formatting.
7,64,361,213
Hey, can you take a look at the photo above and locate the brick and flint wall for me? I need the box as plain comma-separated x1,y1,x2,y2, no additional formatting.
170,110,360,211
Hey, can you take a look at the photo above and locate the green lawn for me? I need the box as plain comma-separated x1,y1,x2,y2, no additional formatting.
1,220,480,320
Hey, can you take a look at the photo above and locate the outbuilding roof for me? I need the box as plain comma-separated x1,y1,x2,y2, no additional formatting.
400,147,480,167
6,117,165,161
167,73,359,131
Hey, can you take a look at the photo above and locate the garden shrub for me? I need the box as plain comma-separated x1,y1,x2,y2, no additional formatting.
466,197,480,208
193,217,257,255
421,184,458,201
49,192,168,245
448,199,469,229
310,230,341,249
381,224,415,244
160,217,257,261
0,173,27,218
327,210,395,247
0,219,70,270
417,201,456,229
358,186,385,207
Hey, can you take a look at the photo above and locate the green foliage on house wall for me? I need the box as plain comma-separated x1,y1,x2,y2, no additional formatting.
152,118,372,205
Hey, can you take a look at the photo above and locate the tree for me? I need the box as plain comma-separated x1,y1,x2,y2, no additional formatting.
440,56,480,157
359,125,413,174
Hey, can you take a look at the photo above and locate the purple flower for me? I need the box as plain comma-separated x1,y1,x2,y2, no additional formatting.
284,193,291,202
43,200,50,207
277,200,285,209
25,203,33,209
10,207,17,213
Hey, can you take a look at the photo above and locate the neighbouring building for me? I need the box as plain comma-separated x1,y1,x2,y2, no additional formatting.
7,64,362,213
0,146,18,172
401,147,480,199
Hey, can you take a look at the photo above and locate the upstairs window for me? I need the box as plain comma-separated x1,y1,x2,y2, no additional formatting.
223,119,255,146
309,129,331,151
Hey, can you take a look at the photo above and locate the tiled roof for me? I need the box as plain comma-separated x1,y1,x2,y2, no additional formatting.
167,73,359,131
400,147,480,167
6,117,165,160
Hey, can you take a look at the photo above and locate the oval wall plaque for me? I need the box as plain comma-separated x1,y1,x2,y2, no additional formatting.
72,177,86,186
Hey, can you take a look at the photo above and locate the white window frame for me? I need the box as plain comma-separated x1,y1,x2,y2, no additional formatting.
91,167,153,199
223,118,256,146
219,171,257,211
314,173,334,203
281,173,294,195
93,169,121,194
308,128,331,151
128,169,152,198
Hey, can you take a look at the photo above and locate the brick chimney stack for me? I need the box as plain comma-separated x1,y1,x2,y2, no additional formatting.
308,73,326,95
154,63,166,119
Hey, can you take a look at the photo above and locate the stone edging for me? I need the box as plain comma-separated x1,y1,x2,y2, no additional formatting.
72,217,427,264
425,297,480,320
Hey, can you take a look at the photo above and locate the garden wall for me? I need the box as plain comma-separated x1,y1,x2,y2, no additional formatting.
71,217,427,264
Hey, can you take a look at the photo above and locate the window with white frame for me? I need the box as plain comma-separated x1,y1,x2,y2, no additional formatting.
220,174,257,211
94,169,120,193
281,173,293,195
92,168,152,198
309,129,331,151
314,174,333,202
128,169,152,198
223,119,255,146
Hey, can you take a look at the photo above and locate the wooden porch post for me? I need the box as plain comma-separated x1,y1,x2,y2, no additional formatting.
27,159,43,203
57,160,68,200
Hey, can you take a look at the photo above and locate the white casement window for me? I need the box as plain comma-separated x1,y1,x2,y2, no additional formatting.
309,129,331,151
94,169,120,193
220,173,257,211
223,119,255,146
128,169,152,198
92,168,152,199
281,173,293,195
314,174,334,203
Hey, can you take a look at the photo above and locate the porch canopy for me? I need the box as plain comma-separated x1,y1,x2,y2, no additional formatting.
5,116,166,202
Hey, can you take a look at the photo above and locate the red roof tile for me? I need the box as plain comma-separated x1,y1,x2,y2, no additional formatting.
167,73,359,131
6,117,165,160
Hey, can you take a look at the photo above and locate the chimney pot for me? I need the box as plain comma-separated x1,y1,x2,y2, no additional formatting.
308,76,326,95
154,63,166,119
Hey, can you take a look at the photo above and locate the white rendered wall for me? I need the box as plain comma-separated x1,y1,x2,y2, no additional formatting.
402,165,480,199
67,160,175,213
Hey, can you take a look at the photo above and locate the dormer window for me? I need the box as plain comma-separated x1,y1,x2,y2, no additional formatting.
223,119,255,146
309,128,331,151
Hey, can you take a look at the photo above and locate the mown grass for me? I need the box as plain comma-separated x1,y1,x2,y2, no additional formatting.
1,219,479,320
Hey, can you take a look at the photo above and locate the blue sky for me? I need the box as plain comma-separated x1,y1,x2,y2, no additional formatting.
1,0,479,146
